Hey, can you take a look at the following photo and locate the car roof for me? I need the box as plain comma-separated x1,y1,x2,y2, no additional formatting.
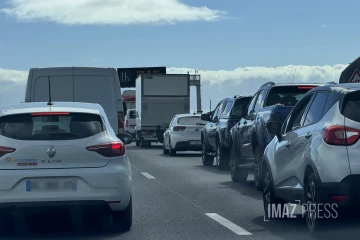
307,83,360,94
224,95,253,101
175,113,202,117
0,102,104,117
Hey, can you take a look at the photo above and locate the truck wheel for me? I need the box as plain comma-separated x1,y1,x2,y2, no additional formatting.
216,141,230,170
136,140,140,146
254,145,263,191
201,140,213,166
229,143,248,182
140,138,146,148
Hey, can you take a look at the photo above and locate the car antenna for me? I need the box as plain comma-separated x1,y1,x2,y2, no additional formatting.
47,76,53,106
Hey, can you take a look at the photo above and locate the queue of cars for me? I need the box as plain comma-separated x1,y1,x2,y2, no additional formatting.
0,67,135,232
158,80,360,235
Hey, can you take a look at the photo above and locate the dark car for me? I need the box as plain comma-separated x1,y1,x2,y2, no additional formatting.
200,96,252,170
229,82,323,190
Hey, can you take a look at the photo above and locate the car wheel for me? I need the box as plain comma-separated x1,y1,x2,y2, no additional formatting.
163,141,169,154
263,164,285,219
254,145,263,191
201,140,214,166
229,143,248,182
216,141,229,170
169,140,176,156
113,197,132,232
305,173,323,235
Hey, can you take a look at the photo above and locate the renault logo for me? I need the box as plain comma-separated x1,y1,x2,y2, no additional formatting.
47,146,56,158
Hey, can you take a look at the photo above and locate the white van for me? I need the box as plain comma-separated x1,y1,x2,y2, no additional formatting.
24,67,127,133
124,109,136,137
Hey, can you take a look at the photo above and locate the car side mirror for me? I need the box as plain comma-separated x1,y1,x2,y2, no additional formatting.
117,133,133,145
266,112,282,140
201,113,210,122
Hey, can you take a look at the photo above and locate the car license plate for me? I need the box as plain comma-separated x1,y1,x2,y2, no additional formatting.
26,179,77,192
144,137,158,140
189,141,201,145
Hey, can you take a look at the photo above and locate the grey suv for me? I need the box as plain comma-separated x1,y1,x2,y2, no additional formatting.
261,83,360,234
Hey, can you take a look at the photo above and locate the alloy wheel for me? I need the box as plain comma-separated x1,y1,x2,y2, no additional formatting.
306,180,317,231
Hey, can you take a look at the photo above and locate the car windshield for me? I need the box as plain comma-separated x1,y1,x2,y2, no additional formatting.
265,85,317,106
177,116,206,126
0,112,104,140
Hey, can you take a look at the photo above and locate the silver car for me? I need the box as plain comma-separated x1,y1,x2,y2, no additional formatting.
261,83,360,234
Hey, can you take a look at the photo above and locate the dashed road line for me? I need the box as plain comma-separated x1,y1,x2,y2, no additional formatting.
205,213,253,236
141,172,156,179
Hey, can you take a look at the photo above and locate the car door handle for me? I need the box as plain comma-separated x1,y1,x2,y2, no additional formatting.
285,141,291,148
305,132,312,139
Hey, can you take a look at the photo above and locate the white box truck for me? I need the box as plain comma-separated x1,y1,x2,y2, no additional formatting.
24,67,127,134
135,74,190,147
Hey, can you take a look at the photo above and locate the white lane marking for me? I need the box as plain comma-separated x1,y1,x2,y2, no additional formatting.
141,172,156,179
205,213,253,236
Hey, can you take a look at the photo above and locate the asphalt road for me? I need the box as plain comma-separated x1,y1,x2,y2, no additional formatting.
2,143,360,239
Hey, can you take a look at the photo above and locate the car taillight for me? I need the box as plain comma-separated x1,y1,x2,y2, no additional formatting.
298,86,316,90
118,112,124,130
173,126,186,131
86,142,125,157
125,120,129,128
0,146,16,157
31,112,70,116
322,125,360,145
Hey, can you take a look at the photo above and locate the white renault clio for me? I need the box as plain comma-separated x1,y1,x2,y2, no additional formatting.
0,101,133,230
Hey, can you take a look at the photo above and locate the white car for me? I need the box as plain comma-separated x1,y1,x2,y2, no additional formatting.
163,114,206,156
0,101,133,230
124,109,136,138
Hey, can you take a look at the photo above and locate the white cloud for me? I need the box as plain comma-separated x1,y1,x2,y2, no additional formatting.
0,64,348,111
1,0,226,25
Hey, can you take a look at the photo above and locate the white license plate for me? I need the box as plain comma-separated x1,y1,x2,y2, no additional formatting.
144,137,158,140
189,141,201,145
26,179,77,192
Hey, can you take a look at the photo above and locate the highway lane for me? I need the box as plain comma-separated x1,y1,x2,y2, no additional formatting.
2,142,360,239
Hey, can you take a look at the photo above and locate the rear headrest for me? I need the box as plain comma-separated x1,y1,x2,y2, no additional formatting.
42,125,60,133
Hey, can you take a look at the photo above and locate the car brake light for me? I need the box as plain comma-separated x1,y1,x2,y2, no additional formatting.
86,142,125,157
0,146,16,157
118,112,124,130
173,126,186,131
330,195,348,203
298,86,316,90
31,112,70,116
125,120,129,128
322,125,360,145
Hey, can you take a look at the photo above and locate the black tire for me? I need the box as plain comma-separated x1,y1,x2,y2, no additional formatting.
169,140,176,156
305,173,324,235
254,145,263,191
135,132,140,146
113,197,132,232
201,139,213,166
136,140,140,146
263,164,285,219
215,140,230,170
229,143,248,182
163,141,169,154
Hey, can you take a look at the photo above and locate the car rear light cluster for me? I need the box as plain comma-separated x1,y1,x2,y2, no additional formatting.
322,125,360,145
298,86,315,90
173,126,186,131
31,112,70,116
0,146,16,157
125,120,129,128
86,142,125,157
143,130,152,135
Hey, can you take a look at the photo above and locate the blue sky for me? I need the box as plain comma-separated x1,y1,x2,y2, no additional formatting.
0,0,358,72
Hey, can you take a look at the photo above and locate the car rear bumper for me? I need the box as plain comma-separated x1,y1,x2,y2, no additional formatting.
320,175,360,209
174,141,202,151
0,157,132,212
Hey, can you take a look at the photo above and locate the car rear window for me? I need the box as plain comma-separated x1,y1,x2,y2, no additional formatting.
342,91,360,122
0,113,104,141
129,110,136,119
265,85,317,107
177,116,207,126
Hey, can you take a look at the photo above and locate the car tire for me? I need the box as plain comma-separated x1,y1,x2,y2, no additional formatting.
263,164,285,219
254,145,263,191
229,143,248,182
113,197,132,232
201,140,213,166
163,141,169,154
305,173,324,235
216,141,230,170
136,140,140,146
169,140,176,156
